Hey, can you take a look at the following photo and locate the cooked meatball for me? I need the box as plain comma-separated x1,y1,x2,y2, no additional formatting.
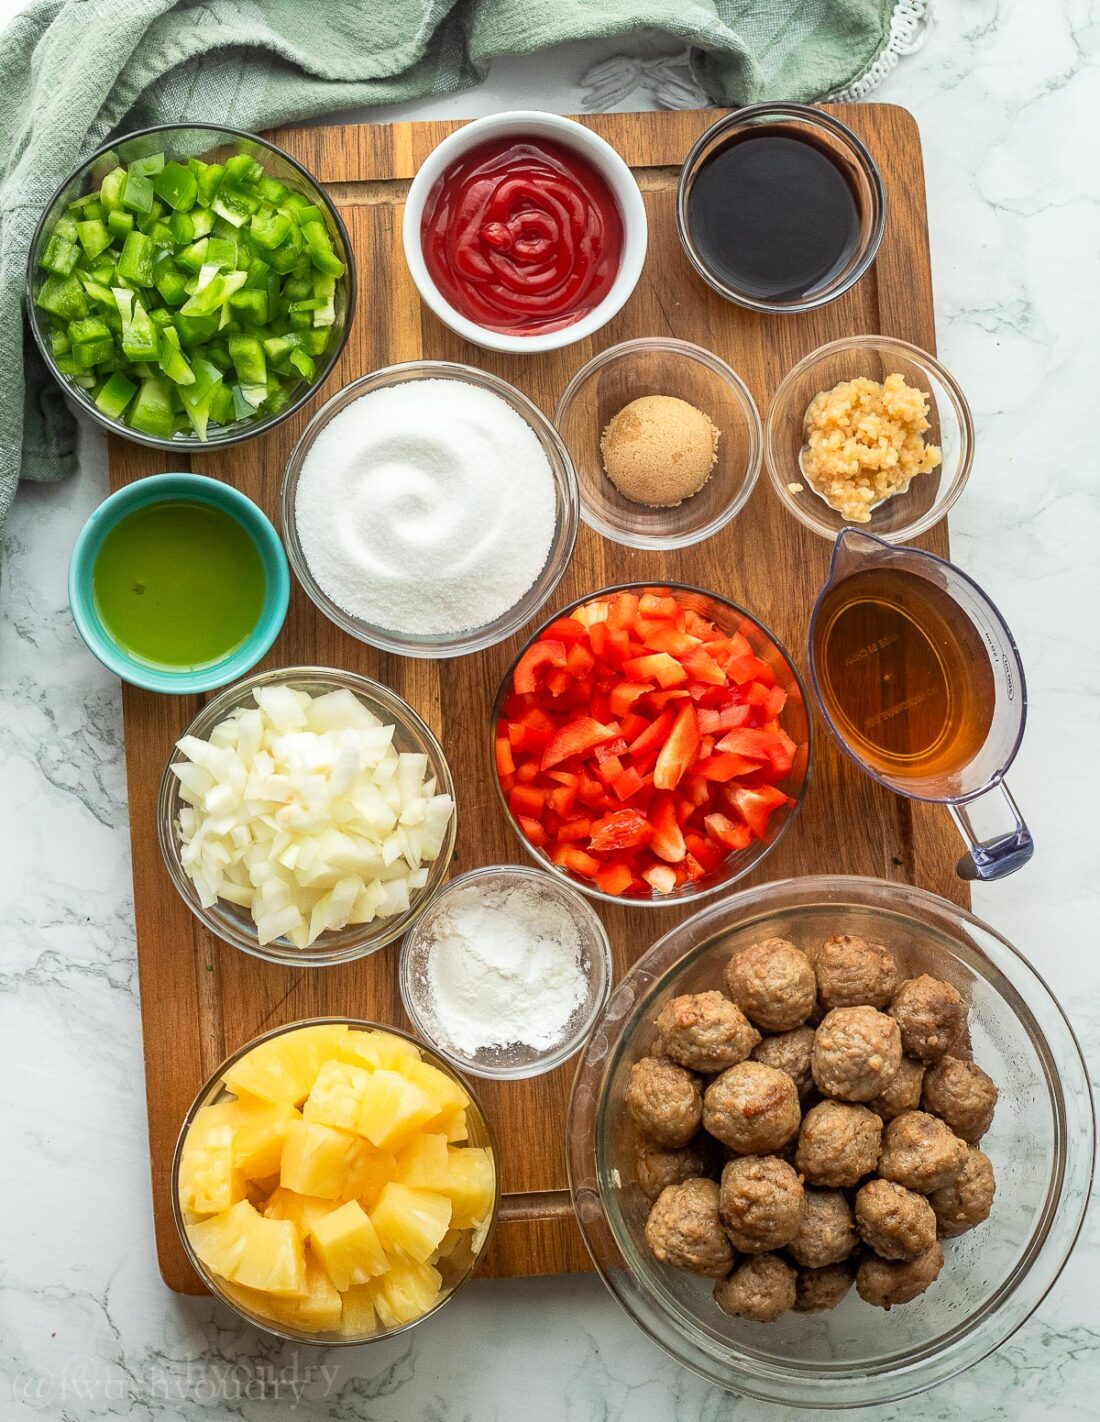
655,991,761,1074
636,1138,715,1202
807,934,900,1010
794,1101,882,1187
724,937,817,1032
786,1187,857,1268
855,1179,937,1261
811,1006,902,1102
878,1110,968,1194
929,1146,996,1238
719,1156,804,1253
714,1253,797,1323
751,1026,816,1098
867,1055,925,1122
856,1241,944,1310
921,1056,999,1143
644,1178,733,1277
624,1057,702,1147
889,975,966,1062
703,1061,801,1155
794,1260,855,1312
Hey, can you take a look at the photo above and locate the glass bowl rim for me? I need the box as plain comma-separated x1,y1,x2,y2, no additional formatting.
280,360,581,659
398,862,614,1080
25,120,357,453
171,1014,501,1346
675,103,887,316
156,664,457,967
552,335,764,551
566,872,1096,1407
488,579,814,907
763,333,975,544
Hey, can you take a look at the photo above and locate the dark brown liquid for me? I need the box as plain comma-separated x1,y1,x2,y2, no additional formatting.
812,567,995,783
687,129,861,302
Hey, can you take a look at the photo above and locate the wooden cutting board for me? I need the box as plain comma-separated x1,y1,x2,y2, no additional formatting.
107,104,966,1293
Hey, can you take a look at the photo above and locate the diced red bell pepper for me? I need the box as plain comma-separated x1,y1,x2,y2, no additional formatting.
626,707,676,761
494,736,515,777
514,640,568,695
542,616,588,643
623,652,688,689
643,863,677,894
716,727,778,760
693,751,761,782
684,832,725,872
561,846,602,879
596,861,635,896
703,812,753,851
589,809,653,853
566,642,596,678
650,794,687,864
644,624,701,657
541,716,621,770
653,702,700,792
558,816,594,842
509,784,545,818
606,591,640,629
516,814,548,848
727,653,777,687
619,711,649,744
548,782,578,818
611,765,645,802
726,784,792,838
638,592,679,620
764,685,788,719
682,650,726,685
609,681,651,717
594,755,624,786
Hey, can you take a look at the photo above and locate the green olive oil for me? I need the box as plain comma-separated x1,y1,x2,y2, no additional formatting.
92,500,265,670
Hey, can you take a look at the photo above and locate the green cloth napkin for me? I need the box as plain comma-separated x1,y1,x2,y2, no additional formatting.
0,0,906,545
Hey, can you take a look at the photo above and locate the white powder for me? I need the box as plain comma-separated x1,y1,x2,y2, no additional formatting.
294,378,556,637
422,882,589,1054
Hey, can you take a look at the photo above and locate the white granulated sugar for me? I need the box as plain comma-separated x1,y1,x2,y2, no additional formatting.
422,883,589,1054
294,378,556,636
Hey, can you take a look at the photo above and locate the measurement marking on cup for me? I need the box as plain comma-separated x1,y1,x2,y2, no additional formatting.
863,689,935,730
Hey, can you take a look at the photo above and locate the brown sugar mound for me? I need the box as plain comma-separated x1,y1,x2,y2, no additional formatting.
601,395,719,507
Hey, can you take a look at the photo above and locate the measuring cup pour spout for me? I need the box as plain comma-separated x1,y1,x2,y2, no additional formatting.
827,527,891,582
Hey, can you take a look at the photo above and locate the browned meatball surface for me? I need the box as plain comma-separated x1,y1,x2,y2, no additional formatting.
786,1187,857,1268
807,934,900,1011
624,1057,702,1147
724,938,817,1033
794,1101,882,1187
751,1026,816,1098
644,1178,733,1277
929,1146,996,1238
795,1260,855,1313
856,1241,944,1310
636,1138,715,1202
655,991,761,1074
719,1156,804,1253
811,1006,903,1102
878,1111,969,1194
921,1056,999,1143
867,1056,925,1122
714,1253,796,1323
889,975,966,1062
855,1179,937,1261
704,1061,801,1155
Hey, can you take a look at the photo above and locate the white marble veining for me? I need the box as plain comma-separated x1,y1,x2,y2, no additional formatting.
1,2,1096,1417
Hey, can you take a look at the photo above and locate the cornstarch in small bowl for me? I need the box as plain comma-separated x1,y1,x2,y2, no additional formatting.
291,375,558,642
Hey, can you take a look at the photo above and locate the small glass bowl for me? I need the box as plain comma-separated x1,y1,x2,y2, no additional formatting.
765,335,974,543
553,338,762,551
399,865,613,1080
490,583,812,907
157,666,457,966
676,104,886,315
281,362,580,659
26,123,354,451
173,1017,500,1345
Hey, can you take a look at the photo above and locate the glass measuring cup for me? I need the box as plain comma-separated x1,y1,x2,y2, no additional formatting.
808,530,1032,881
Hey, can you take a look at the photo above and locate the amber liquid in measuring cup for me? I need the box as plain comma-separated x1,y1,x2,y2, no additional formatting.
811,566,995,783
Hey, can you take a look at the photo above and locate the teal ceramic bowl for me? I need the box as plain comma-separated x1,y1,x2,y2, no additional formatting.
69,473,290,693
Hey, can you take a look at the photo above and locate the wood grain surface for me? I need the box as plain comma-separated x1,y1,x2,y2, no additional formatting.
107,105,967,1294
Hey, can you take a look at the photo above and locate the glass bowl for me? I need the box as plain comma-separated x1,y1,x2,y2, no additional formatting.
157,666,457,966
490,583,812,907
567,875,1094,1409
281,361,580,659
676,104,886,315
399,864,613,1080
26,122,354,452
173,1017,500,1345
553,337,762,551
765,336,974,543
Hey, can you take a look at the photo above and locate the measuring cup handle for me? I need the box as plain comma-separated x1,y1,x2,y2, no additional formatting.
949,781,1034,882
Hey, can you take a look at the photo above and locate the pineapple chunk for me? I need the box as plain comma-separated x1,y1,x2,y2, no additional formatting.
339,1283,378,1337
279,1119,396,1201
353,1069,438,1151
178,1122,245,1216
222,1024,351,1105
371,1260,443,1329
263,1186,336,1241
401,1058,469,1129
222,1255,343,1334
395,1133,450,1191
193,1097,300,1179
311,1200,390,1289
302,1060,373,1134
439,1107,469,1144
441,1147,496,1229
187,1199,307,1296
371,1182,451,1263
339,1029,422,1073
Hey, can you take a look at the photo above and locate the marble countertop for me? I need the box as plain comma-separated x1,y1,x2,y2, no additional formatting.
2,2,1096,1417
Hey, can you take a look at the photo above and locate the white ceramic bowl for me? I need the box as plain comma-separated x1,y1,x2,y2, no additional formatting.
402,111,648,354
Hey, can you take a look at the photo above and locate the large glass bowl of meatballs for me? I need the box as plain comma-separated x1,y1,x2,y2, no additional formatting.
567,875,1093,1409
